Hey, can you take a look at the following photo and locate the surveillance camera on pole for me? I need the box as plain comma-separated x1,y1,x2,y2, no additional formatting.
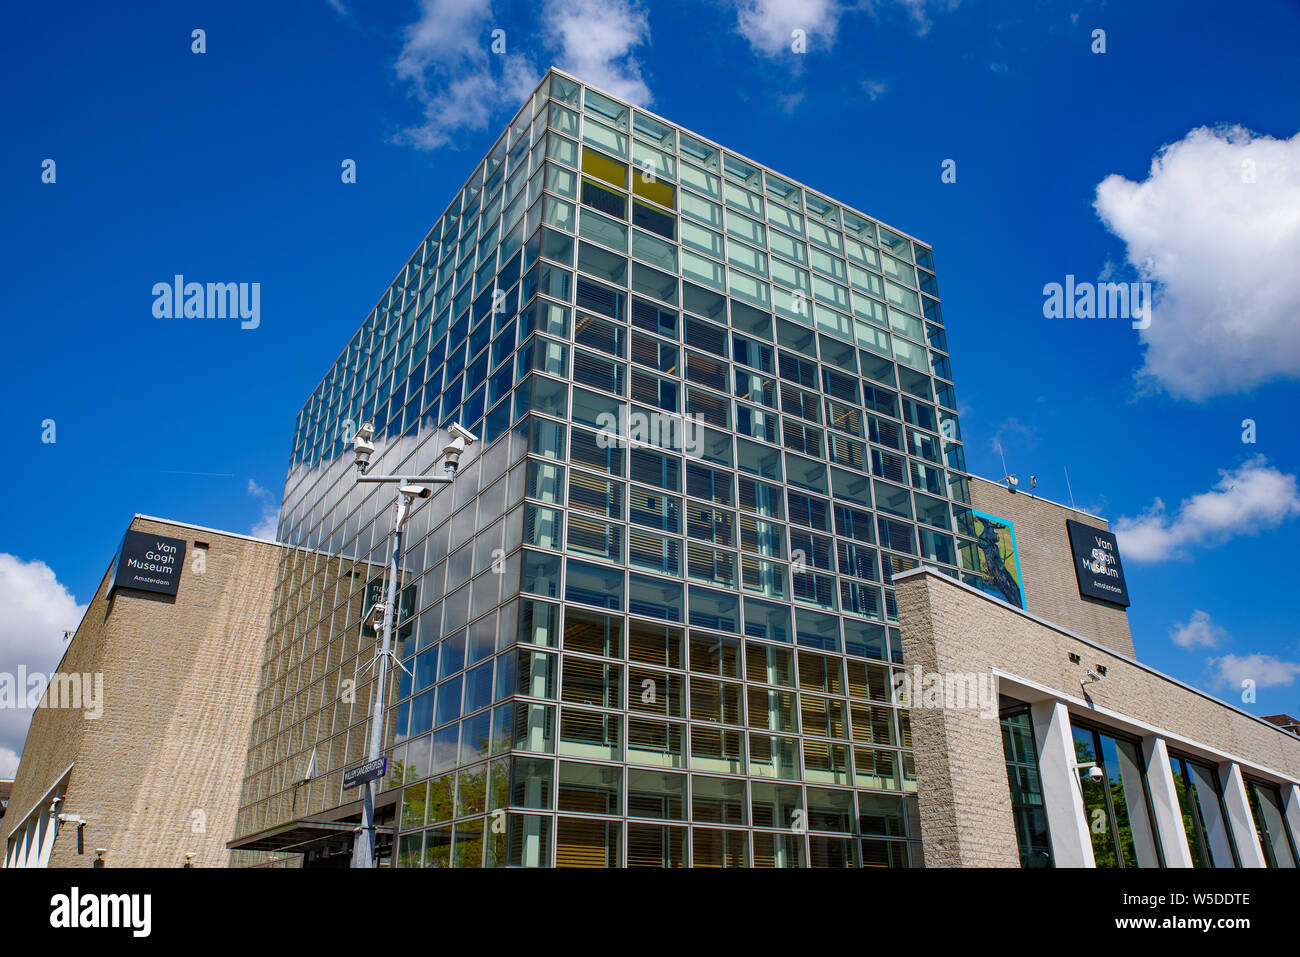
439,423,477,473
352,422,376,474
348,422,476,869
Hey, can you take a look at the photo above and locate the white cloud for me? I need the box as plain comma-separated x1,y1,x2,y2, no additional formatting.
1094,125,1300,400
880,0,961,36
732,0,842,56
544,0,651,105
862,79,888,101
394,0,540,150
1170,609,1227,650
990,416,1035,456
0,555,86,777
776,91,805,114
1206,653,1300,694
394,0,650,149
248,479,281,542
1114,456,1300,563
729,0,957,59
0,745,19,780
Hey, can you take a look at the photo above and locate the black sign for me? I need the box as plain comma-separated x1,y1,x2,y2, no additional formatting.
112,530,186,596
343,756,387,790
1066,520,1130,607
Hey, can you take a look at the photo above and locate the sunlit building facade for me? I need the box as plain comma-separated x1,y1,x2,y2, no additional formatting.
230,67,988,867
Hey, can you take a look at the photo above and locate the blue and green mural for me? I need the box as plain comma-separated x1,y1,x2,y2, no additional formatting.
963,510,1026,609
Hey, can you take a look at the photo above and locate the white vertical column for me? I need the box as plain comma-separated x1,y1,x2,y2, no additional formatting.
1219,762,1266,867
1142,736,1192,867
1030,700,1094,868
24,814,42,869
37,800,59,868
12,823,29,869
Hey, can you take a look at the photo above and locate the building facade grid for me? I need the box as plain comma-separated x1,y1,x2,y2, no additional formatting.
232,68,984,867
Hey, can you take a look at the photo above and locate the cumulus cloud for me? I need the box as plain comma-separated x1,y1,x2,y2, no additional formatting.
1170,610,1228,650
394,0,540,150
543,0,651,105
732,0,843,56
248,479,281,542
394,0,650,148
888,0,961,35
1094,125,1300,400
1114,456,1300,563
1206,653,1300,694
0,555,86,777
729,0,958,54
0,746,19,780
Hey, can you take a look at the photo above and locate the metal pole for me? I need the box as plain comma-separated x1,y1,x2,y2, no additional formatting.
353,492,409,868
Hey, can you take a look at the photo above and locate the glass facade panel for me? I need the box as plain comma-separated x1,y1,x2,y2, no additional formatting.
1000,708,1051,867
1073,724,1161,868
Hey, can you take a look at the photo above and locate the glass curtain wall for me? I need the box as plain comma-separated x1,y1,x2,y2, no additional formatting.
232,69,976,867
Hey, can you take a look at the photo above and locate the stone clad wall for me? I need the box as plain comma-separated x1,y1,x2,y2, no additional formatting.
897,568,1300,867
1,518,279,867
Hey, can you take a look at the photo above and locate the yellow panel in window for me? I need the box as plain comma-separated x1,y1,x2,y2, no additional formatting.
633,175,676,209
581,148,627,189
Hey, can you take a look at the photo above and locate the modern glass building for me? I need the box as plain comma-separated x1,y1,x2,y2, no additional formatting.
231,67,983,868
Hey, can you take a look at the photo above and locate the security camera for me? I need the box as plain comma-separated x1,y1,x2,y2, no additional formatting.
399,485,433,499
440,423,477,472
1007,474,1019,487
1076,761,1104,781
368,602,387,632
353,422,376,472
448,423,477,444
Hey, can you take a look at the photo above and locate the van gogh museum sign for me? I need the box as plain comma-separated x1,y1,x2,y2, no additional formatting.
1066,520,1130,607
111,531,187,597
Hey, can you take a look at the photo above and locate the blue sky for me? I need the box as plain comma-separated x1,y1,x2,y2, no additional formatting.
2,0,1299,769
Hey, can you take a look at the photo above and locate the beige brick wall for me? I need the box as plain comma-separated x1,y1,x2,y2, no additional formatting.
970,477,1134,657
897,574,1021,867
897,568,1300,867
0,517,279,867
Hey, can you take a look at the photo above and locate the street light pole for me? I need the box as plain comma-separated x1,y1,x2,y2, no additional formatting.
348,422,476,869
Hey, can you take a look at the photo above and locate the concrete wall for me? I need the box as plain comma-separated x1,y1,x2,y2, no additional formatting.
896,567,1300,867
0,517,279,867
970,477,1134,657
